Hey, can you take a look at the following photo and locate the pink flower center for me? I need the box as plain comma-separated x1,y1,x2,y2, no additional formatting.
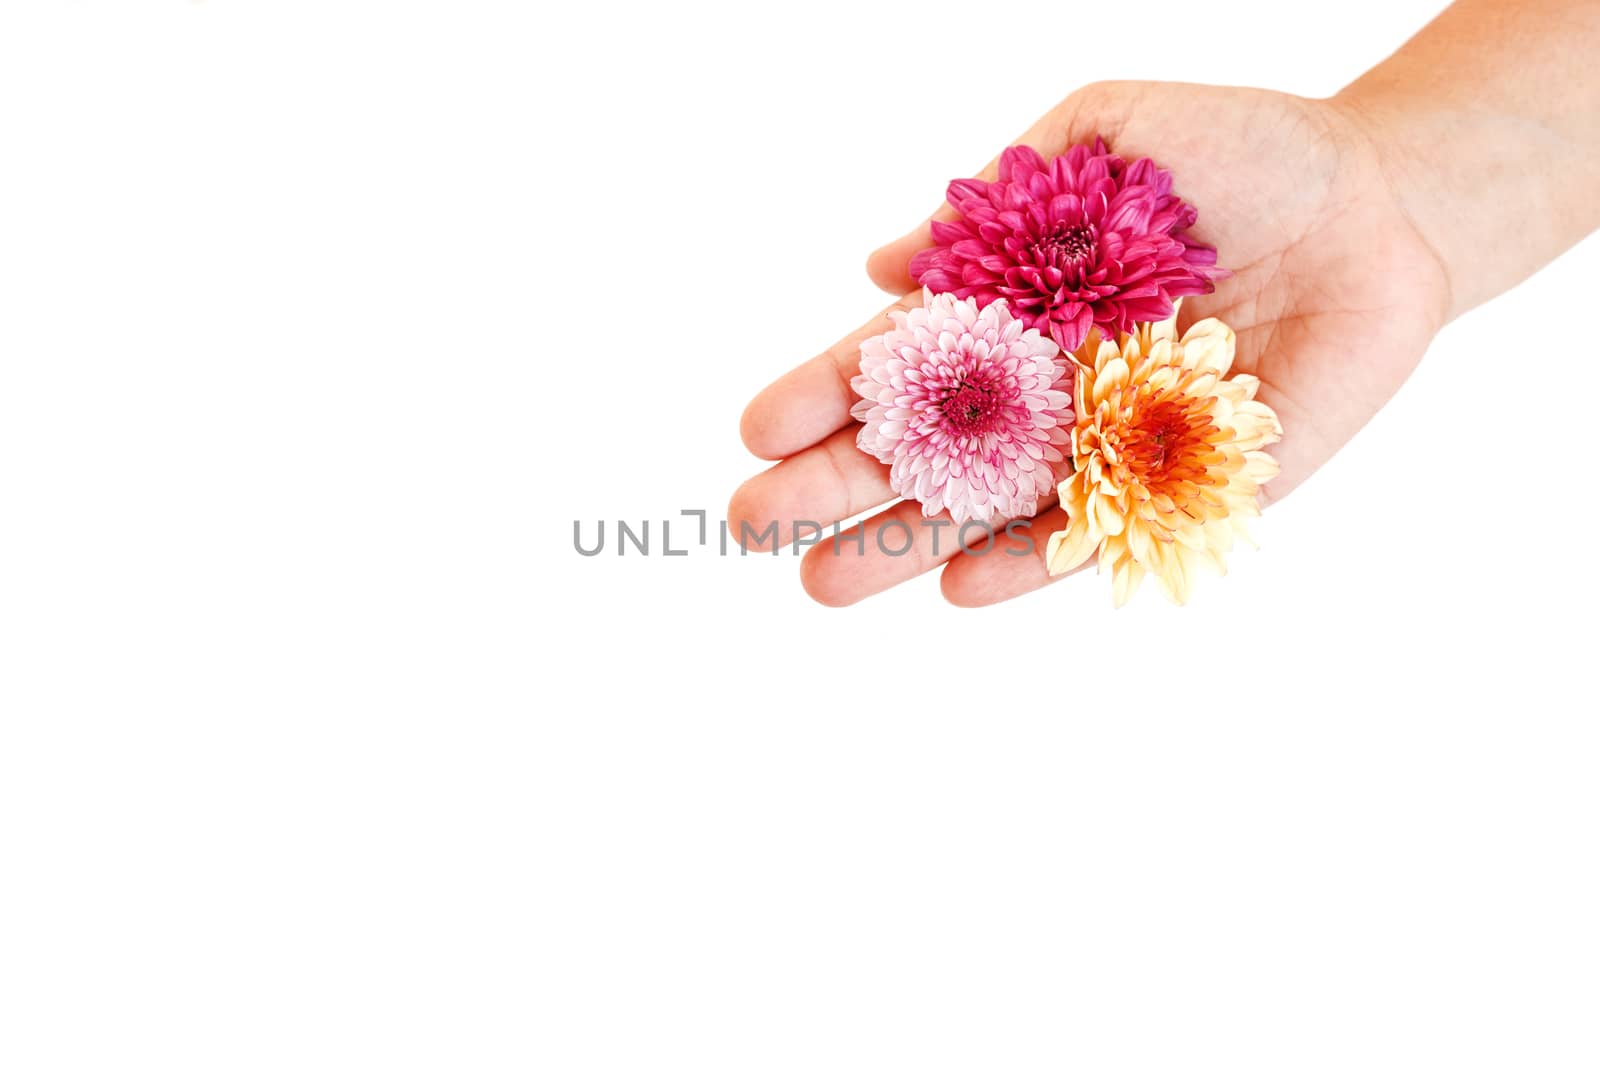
941,380,1003,435
1039,223,1097,270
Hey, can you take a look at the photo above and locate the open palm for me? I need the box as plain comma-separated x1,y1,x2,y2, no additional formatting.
733,82,1450,606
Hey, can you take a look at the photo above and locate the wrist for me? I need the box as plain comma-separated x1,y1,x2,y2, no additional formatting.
1331,59,1600,325
1324,86,1467,325
1312,88,1456,332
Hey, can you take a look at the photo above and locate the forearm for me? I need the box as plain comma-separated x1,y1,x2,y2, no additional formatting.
1335,0,1600,320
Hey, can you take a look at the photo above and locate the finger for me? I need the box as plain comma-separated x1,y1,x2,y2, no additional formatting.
863,170,995,296
727,427,895,551
938,505,1094,608
864,89,1134,295
739,292,922,461
800,496,1057,608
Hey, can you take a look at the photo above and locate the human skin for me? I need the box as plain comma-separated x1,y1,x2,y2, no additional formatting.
731,0,1600,607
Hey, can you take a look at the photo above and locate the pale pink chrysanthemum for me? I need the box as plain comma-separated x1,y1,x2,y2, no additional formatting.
909,141,1226,352
850,289,1072,525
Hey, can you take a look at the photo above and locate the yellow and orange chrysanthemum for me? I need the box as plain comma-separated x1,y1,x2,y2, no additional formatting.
1046,310,1282,605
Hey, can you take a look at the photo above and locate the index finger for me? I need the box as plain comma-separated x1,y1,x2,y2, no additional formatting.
738,291,920,461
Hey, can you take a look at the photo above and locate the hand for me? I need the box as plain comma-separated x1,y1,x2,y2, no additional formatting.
731,81,1451,607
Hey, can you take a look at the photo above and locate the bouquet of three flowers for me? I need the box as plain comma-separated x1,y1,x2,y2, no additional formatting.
850,141,1281,604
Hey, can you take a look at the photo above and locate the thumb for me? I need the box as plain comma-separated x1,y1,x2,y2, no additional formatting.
863,86,1132,295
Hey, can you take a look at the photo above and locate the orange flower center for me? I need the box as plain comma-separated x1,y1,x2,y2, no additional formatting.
1113,392,1226,495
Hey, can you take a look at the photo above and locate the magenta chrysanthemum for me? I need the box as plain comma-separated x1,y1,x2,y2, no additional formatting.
850,290,1072,525
908,141,1225,352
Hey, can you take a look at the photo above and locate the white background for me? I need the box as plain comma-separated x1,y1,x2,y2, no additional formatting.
2,1,1596,1064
